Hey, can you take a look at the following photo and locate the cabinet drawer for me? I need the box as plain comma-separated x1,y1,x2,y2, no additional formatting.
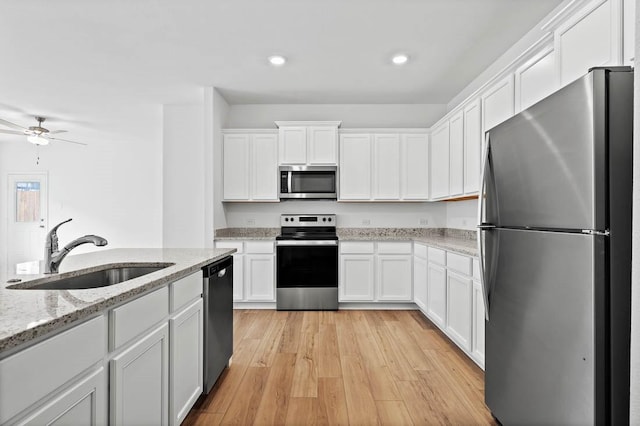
473,259,480,280
0,316,106,424
377,241,412,254
414,243,428,260
110,287,169,350
215,241,243,254
447,252,472,275
171,272,202,312
245,241,274,254
427,247,446,265
340,242,375,254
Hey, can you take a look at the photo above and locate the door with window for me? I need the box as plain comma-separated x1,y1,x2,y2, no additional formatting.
7,173,48,274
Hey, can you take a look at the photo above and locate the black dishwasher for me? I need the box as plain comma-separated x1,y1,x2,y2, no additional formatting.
202,256,233,394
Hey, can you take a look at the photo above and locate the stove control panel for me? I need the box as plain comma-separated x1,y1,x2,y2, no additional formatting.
281,214,336,226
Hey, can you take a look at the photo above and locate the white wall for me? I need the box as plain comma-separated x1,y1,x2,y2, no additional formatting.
630,7,639,422
224,201,446,229
446,199,477,230
226,104,446,129
0,105,163,280
162,102,205,248
211,89,230,232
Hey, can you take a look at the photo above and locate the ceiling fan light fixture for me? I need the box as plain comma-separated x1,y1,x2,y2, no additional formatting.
27,134,49,145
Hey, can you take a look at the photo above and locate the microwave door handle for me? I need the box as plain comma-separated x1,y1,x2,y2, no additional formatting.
288,172,292,194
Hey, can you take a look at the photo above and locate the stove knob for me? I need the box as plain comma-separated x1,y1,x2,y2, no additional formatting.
284,218,289,222
328,218,332,222
323,218,327,222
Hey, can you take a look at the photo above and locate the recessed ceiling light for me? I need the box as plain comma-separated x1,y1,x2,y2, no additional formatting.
268,55,286,66
392,54,409,65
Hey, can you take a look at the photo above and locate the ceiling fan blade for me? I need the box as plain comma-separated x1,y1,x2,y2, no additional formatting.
0,129,25,135
46,136,87,146
47,130,68,135
0,118,27,131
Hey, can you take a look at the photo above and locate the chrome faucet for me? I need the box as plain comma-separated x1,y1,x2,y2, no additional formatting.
44,218,108,274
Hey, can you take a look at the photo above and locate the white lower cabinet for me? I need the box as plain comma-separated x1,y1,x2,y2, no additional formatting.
110,323,169,426
16,367,107,426
446,270,473,352
231,255,244,301
339,254,375,301
245,254,275,301
472,280,486,367
413,255,428,311
377,255,412,301
170,299,203,426
426,262,447,327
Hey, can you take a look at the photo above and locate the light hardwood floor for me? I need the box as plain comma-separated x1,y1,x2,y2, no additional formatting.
184,310,496,425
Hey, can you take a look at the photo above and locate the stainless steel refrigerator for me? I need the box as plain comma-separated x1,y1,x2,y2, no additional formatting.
478,67,633,425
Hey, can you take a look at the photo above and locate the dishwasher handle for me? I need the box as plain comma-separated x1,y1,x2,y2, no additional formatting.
203,256,233,278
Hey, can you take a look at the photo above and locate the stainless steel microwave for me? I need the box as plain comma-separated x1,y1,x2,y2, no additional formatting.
279,165,337,200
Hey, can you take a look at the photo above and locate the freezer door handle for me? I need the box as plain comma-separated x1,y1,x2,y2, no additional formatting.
477,132,492,321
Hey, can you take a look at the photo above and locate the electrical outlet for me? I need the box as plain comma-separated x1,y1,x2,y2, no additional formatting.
462,219,468,226
419,218,428,225
362,219,371,225
246,219,255,226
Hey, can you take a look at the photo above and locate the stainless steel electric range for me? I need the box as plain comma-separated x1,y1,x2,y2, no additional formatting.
275,214,338,310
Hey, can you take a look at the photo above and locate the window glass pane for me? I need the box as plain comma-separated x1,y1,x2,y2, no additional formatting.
15,181,40,222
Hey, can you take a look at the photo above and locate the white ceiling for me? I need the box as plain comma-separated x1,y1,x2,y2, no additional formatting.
0,0,564,132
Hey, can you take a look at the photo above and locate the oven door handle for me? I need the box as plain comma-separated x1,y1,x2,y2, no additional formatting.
276,240,338,246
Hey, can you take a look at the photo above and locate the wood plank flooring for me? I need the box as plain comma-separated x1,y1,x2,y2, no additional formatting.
184,310,496,425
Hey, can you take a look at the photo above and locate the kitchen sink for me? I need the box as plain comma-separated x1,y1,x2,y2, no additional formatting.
8,263,174,290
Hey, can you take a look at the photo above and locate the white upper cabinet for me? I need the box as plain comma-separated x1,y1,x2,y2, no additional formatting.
308,126,339,165
278,126,307,165
623,0,635,64
555,0,622,85
339,134,372,200
482,74,515,133
401,133,429,200
223,132,278,202
430,122,450,199
448,111,464,198
515,45,558,112
277,121,340,165
463,100,482,195
373,134,401,200
222,134,250,200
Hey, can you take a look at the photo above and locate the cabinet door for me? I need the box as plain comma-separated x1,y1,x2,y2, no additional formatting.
449,112,464,197
515,46,558,112
430,122,450,199
427,262,446,327
279,127,307,165
223,134,250,200
556,0,622,86
472,280,486,367
232,255,244,301
244,254,275,301
339,254,375,301
401,134,429,200
373,134,401,200
463,100,482,195
413,255,428,311
446,270,473,352
482,74,515,133
16,368,106,426
377,255,412,301
170,299,203,426
110,323,169,426
623,0,635,64
251,134,278,200
339,134,372,200
308,126,338,165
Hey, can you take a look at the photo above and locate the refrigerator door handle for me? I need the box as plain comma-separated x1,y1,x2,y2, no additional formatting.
477,132,492,321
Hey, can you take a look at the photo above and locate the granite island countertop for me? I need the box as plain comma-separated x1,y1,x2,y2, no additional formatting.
0,248,235,355
214,227,477,257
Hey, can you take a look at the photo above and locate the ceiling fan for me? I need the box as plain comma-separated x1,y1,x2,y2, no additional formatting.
0,116,86,146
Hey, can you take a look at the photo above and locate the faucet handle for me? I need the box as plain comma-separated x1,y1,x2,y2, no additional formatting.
47,218,72,250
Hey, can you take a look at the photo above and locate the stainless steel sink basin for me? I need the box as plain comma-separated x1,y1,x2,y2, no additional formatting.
8,263,174,290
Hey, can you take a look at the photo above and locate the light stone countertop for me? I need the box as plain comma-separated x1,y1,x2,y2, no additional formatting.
214,227,478,257
0,248,235,356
